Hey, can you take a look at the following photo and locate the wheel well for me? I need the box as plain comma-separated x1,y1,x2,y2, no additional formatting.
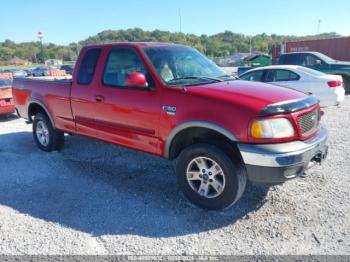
28,103,51,124
168,127,242,161
342,75,350,90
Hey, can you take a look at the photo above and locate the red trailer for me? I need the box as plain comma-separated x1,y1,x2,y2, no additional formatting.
273,37,350,64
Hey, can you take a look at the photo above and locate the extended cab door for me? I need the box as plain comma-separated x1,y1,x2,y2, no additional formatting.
71,47,102,137
94,46,161,154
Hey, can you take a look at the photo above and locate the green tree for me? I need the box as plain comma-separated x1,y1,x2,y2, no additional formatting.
0,29,342,65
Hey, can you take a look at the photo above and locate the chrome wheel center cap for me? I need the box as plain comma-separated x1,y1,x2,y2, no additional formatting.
186,157,226,199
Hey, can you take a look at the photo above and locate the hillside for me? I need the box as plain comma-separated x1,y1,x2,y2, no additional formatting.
0,28,341,65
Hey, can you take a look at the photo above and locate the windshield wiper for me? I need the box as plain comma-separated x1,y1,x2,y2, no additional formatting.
169,76,224,83
216,74,240,80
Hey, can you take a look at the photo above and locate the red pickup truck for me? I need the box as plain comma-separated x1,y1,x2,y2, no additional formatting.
13,42,328,210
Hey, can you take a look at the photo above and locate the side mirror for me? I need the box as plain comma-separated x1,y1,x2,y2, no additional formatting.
316,59,322,65
124,72,148,88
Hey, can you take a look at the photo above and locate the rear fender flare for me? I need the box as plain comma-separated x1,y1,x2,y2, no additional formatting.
27,100,56,129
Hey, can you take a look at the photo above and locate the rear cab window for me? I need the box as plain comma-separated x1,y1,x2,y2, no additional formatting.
77,48,101,85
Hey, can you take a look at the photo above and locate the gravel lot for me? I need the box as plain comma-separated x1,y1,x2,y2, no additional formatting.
0,97,349,255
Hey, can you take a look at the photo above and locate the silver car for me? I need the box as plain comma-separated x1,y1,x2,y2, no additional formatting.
32,67,50,77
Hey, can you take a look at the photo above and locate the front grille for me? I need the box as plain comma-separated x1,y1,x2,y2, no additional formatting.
297,109,319,135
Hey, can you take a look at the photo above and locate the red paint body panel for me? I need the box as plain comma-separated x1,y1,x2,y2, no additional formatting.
0,104,14,115
158,81,306,144
70,47,99,138
0,87,15,115
12,42,314,158
13,79,74,131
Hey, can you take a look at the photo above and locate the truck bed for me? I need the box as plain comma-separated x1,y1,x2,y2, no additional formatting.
12,77,74,131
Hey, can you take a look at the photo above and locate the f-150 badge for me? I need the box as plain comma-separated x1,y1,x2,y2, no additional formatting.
162,106,177,115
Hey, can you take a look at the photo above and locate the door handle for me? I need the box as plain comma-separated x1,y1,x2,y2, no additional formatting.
95,95,104,102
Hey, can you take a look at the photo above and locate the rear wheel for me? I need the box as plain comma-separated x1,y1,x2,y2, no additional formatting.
343,76,350,95
33,113,64,152
176,144,247,210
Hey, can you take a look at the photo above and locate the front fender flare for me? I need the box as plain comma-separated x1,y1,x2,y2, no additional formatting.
164,121,238,158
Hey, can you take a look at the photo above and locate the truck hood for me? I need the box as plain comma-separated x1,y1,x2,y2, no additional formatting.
331,60,350,66
186,80,308,113
329,61,350,69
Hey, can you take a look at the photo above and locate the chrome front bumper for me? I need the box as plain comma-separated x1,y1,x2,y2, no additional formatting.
237,128,328,184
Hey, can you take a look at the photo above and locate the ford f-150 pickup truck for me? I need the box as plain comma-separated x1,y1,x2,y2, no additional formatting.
13,42,328,210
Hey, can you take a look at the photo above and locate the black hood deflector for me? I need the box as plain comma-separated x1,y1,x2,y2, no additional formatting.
260,96,319,116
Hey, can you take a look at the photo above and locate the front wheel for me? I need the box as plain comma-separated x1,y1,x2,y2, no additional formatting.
33,113,64,152
176,144,247,210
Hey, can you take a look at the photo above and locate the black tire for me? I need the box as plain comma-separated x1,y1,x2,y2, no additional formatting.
343,76,350,95
33,113,64,152
176,144,247,210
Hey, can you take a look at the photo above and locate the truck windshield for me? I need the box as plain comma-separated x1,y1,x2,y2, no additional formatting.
315,52,335,63
143,46,235,86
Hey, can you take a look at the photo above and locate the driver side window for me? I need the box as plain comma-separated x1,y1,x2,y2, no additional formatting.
300,54,319,66
103,47,152,88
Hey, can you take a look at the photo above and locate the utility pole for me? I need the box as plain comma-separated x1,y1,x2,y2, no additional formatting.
249,36,252,55
179,8,182,33
37,31,44,64
317,19,321,35
76,43,79,58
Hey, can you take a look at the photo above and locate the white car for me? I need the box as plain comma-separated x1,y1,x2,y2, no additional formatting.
239,65,345,107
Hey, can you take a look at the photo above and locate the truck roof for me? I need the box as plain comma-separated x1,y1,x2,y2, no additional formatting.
85,42,177,48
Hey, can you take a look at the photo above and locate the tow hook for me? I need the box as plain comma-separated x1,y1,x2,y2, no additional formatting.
301,149,328,178
307,153,323,169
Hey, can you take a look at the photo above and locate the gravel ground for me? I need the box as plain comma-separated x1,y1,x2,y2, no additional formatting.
0,97,349,255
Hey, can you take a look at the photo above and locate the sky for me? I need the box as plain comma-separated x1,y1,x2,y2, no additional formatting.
1,0,350,45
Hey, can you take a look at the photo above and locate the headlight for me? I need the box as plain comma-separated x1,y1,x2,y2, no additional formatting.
251,118,295,139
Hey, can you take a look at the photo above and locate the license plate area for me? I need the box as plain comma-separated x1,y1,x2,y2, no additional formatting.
306,146,328,170
0,98,13,106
